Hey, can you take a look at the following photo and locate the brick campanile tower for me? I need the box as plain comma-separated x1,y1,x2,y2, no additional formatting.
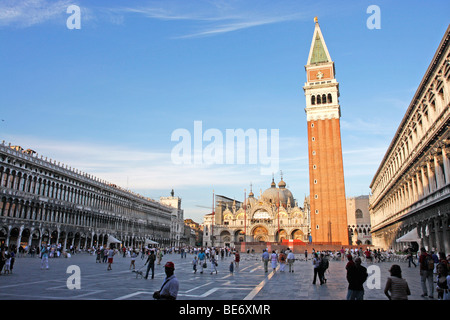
303,18,348,245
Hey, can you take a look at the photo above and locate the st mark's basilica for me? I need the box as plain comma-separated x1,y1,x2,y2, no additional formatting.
203,176,311,248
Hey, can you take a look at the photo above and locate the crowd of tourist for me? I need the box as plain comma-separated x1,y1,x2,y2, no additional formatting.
0,241,449,301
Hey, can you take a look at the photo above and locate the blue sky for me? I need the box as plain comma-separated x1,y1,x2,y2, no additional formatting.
1,0,449,223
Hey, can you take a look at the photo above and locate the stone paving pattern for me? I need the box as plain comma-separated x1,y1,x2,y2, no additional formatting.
0,251,441,301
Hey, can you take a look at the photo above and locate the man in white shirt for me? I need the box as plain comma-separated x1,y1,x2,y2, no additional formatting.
287,250,295,273
153,262,179,300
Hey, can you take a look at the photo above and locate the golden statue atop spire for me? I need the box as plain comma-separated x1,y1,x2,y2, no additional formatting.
314,16,318,23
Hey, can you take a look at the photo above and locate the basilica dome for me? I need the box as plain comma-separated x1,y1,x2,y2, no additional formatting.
261,177,295,207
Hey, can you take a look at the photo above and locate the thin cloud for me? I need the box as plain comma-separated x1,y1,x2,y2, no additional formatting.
114,1,310,38
175,14,304,39
0,0,72,27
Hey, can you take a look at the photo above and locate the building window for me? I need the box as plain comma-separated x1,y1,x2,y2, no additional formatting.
312,137,315,141
316,225,319,229
327,93,332,103
311,96,316,105
315,209,319,214
312,151,316,155
355,209,363,219
313,165,317,169
311,123,315,128
314,194,318,199
314,179,318,184
317,95,321,104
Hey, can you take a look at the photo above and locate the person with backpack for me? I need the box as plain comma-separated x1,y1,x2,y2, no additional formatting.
279,250,287,272
419,247,435,298
312,253,322,285
346,257,368,300
319,253,329,283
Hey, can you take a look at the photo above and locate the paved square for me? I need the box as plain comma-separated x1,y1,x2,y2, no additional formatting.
0,251,437,301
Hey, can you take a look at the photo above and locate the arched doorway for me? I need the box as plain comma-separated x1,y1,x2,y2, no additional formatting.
20,228,31,247
252,226,269,242
220,231,231,247
277,229,287,242
235,230,245,243
0,227,7,247
291,229,305,241
9,228,19,246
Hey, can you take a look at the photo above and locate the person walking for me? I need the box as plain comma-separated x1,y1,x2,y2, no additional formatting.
419,247,435,298
3,252,11,275
346,257,368,300
156,249,163,265
106,248,115,271
0,247,6,274
8,248,15,274
287,250,295,273
210,255,218,274
407,247,417,268
436,262,450,300
153,262,179,300
129,250,137,270
384,264,411,300
96,247,102,263
198,249,206,274
192,256,198,274
262,249,270,273
101,247,107,263
270,250,278,273
234,251,240,270
319,253,329,283
40,245,49,270
144,250,156,279
312,253,322,285
278,250,287,272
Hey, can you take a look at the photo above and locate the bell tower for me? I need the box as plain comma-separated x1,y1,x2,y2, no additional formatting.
303,18,348,245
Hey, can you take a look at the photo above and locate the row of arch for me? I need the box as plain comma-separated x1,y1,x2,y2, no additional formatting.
0,225,170,251
0,196,170,237
0,165,170,220
311,93,333,105
348,226,372,245
219,226,306,244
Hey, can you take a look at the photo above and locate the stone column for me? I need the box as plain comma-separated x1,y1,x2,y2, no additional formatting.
429,220,436,251
442,146,450,184
442,216,449,256
16,226,23,249
416,172,423,199
412,176,418,203
407,179,413,206
434,153,445,189
27,230,33,248
427,160,436,193
423,223,430,250
434,218,442,253
421,166,429,197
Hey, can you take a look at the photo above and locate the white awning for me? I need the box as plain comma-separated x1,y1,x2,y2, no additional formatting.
396,228,420,243
107,235,122,244
145,239,159,245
